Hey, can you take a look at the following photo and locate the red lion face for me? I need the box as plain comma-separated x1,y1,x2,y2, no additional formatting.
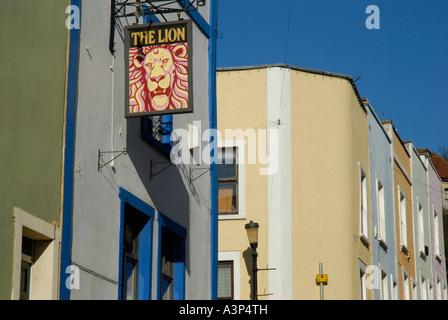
129,43,188,113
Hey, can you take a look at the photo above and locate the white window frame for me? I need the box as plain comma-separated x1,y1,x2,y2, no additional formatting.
436,278,442,300
417,200,425,256
398,186,408,251
421,276,428,300
412,278,417,300
403,269,410,300
381,270,389,300
359,165,368,242
218,251,241,300
12,207,62,300
218,139,246,220
391,276,398,300
434,207,441,261
377,178,386,245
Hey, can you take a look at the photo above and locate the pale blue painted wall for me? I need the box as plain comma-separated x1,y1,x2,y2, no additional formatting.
366,100,398,299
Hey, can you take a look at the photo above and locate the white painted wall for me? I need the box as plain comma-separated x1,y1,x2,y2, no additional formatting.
267,67,292,299
70,0,212,299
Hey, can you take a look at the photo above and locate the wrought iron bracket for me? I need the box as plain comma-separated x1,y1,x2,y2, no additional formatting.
150,160,175,179
189,166,212,183
98,148,128,172
111,0,203,19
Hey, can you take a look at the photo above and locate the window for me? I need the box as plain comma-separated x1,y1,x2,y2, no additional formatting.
421,276,428,300
12,207,62,300
377,179,386,244
158,213,186,300
359,166,368,240
436,278,442,300
399,188,408,250
218,261,234,300
218,147,238,215
161,229,176,300
434,208,441,261
20,237,34,300
418,201,425,256
119,188,155,300
360,269,367,300
444,188,448,209
381,270,389,300
359,260,367,300
121,203,151,300
218,251,241,299
403,271,410,300
141,115,173,156
412,279,417,300
392,277,398,300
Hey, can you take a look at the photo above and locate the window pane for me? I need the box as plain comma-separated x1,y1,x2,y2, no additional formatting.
218,149,236,179
218,182,237,212
20,260,32,300
218,262,233,299
162,275,173,300
124,260,137,300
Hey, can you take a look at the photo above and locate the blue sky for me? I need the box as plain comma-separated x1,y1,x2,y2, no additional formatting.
216,0,448,153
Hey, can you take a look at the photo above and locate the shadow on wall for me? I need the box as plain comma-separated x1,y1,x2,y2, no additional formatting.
125,117,191,275
243,247,255,300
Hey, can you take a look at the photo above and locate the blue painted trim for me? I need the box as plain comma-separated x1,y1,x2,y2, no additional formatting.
143,7,160,24
118,187,155,300
208,0,218,300
156,212,187,300
178,0,210,38
59,0,81,300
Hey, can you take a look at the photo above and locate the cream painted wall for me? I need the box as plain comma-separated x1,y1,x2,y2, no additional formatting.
217,69,269,300
217,66,371,300
290,70,371,300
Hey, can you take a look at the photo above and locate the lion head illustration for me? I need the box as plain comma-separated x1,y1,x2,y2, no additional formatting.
129,43,188,113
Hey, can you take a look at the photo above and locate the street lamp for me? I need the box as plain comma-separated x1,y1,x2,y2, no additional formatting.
245,220,259,300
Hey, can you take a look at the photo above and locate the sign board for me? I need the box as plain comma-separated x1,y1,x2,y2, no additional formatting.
316,274,328,283
124,20,193,117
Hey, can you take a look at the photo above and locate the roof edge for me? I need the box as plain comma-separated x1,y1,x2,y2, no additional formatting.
217,64,366,113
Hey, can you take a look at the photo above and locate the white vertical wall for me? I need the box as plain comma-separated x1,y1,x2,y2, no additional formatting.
267,67,292,299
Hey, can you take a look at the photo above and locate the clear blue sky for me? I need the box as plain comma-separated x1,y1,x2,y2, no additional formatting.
216,0,448,153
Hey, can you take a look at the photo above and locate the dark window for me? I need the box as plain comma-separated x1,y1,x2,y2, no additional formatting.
218,147,238,214
122,203,150,300
141,115,173,157
20,237,34,300
160,226,184,300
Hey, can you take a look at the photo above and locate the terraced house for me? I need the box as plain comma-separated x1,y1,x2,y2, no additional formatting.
216,66,447,300
217,65,372,300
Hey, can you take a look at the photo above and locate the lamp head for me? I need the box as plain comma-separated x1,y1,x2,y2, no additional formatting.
245,220,259,248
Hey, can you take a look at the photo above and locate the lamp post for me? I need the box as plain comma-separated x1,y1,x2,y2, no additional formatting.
245,220,259,300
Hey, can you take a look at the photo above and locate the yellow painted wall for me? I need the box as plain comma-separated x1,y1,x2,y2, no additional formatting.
217,67,371,300
290,70,371,300
217,69,270,300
